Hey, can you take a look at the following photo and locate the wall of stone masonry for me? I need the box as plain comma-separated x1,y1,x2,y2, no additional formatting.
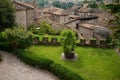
16,10,27,28
34,36,114,48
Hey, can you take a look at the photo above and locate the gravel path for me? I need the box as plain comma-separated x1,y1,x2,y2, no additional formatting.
0,51,59,80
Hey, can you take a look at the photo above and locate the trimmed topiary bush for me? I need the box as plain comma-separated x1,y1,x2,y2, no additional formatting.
61,29,76,59
49,63,83,80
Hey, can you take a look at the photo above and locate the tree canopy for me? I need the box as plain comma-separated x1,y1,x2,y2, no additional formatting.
52,1,74,10
0,0,16,31
87,2,98,8
103,3,120,49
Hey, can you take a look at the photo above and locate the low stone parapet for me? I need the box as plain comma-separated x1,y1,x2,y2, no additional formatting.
34,36,114,48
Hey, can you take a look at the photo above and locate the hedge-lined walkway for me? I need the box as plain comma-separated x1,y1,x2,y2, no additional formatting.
0,51,59,80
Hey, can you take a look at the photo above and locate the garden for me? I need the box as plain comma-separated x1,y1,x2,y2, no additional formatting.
0,0,120,80
18,46,120,80
0,26,120,80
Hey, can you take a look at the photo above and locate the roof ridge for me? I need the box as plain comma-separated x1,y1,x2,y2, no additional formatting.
13,0,34,9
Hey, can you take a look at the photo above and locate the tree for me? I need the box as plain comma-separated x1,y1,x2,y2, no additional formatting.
38,0,48,7
61,29,76,59
87,2,98,8
0,0,16,31
112,0,120,3
52,1,74,10
39,20,53,34
103,3,120,51
109,13,120,50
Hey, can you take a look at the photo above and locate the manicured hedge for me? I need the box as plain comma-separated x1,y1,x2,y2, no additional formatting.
14,49,84,80
50,63,83,80
14,49,54,70
0,42,12,52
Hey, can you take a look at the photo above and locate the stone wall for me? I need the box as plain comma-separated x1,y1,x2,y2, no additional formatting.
52,15,69,24
26,9,34,27
60,15,69,24
78,26,93,42
16,10,27,28
34,36,114,48
81,18,98,24
65,20,79,30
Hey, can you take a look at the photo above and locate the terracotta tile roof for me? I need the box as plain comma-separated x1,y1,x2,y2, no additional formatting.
13,0,34,9
78,8,105,13
69,15,79,18
39,19,69,30
78,8,92,13
92,12,111,27
51,10,69,16
44,14,51,17
69,6,79,11
43,6,64,13
79,23,104,29
24,2,34,6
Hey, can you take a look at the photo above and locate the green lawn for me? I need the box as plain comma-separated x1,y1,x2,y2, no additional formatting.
24,46,120,80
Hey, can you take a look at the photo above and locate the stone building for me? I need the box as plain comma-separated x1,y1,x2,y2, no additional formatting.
50,10,69,24
64,15,80,30
75,7,110,26
38,6,70,24
13,0,36,29
78,23,109,42
77,7,91,17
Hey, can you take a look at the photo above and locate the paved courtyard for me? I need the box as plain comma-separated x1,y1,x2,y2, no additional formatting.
0,51,59,80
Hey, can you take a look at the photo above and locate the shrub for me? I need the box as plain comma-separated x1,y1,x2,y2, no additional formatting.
50,63,83,80
5,27,34,49
61,29,76,59
0,0,16,31
28,23,44,35
49,29,63,35
14,49,54,70
61,29,76,53
87,2,98,8
28,21,62,35
39,20,51,34
0,32,7,42
0,42,12,52
14,49,84,80
28,23,37,32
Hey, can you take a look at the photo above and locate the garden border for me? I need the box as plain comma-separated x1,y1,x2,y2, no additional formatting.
13,49,84,80
34,36,114,48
